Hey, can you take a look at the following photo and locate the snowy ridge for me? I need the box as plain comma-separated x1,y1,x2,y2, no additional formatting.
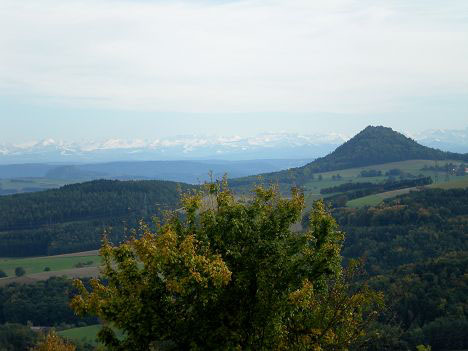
0,132,349,163
0,129,466,164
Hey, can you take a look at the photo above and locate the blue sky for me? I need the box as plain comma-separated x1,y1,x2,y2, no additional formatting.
1,0,467,143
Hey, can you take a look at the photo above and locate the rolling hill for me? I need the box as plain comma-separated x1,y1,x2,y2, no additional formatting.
0,179,195,257
0,159,311,195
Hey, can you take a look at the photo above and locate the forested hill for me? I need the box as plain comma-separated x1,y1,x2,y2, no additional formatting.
334,188,468,350
309,126,466,170
0,179,194,256
230,126,468,187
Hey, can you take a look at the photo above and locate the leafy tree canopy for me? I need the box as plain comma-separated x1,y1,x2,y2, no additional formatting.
33,330,76,351
72,182,382,351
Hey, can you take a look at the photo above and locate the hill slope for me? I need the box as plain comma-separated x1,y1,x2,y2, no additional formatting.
334,188,468,350
309,125,466,170
230,126,467,187
0,179,194,257
0,159,311,193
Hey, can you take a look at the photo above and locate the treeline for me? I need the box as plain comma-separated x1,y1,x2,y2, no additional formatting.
320,181,374,194
332,188,468,350
320,177,432,195
0,277,98,349
0,323,38,351
0,277,99,351
0,277,97,327
0,179,194,256
324,177,433,207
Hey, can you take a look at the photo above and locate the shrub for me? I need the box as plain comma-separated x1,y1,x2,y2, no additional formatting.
15,267,26,277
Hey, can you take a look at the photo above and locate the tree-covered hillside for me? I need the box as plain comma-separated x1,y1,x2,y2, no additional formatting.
0,179,466,349
337,188,468,273
312,126,466,171
230,126,468,188
0,180,194,256
333,188,468,350
0,277,97,327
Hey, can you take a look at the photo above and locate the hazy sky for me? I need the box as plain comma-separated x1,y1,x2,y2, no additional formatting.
1,0,467,142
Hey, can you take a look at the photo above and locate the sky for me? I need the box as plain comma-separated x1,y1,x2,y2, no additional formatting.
0,0,467,143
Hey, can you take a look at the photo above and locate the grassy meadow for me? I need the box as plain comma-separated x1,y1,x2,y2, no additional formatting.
302,159,466,207
0,252,100,277
59,324,124,345
59,325,102,345
346,187,417,208
428,175,468,189
346,174,468,208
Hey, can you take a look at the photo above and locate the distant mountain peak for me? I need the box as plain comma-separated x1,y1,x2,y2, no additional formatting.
361,125,386,131
354,125,405,137
230,126,467,186
308,125,465,172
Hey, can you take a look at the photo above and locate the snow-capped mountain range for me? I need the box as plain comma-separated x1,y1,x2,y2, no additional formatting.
0,128,466,164
0,132,349,164
411,128,468,153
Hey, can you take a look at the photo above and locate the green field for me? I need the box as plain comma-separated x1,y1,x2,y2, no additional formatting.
346,187,416,208
303,159,435,200
346,175,468,208
0,253,101,277
301,159,466,207
429,175,468,189
59,324,101,345
59,324,124,345
304,159,464,190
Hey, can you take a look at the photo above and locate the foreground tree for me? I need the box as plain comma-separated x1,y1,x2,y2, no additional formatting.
32,330,76,351
71,182,382,350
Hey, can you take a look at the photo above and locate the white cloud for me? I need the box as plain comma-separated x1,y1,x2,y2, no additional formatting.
0,0,467,114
